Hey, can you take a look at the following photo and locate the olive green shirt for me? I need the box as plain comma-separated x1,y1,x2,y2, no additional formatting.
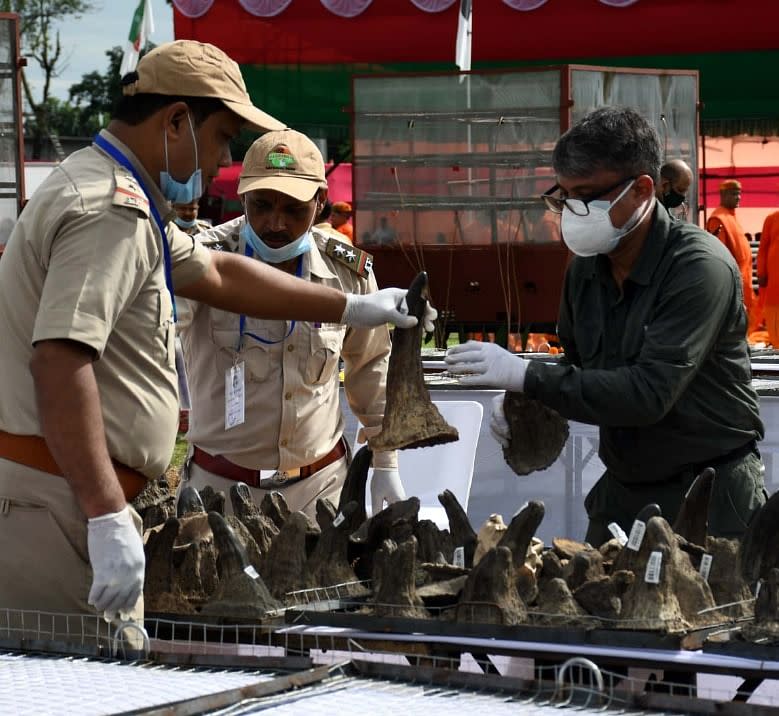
525,204,764,483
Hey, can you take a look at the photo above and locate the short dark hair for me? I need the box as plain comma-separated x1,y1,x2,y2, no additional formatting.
552,106,661,183
112,93,227,127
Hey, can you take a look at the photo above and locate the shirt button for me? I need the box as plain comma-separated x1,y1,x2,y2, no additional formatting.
287,344,295,352
280,439,288,447
284,392,292,400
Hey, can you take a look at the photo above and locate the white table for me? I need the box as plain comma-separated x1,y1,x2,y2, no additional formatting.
340,388,779,543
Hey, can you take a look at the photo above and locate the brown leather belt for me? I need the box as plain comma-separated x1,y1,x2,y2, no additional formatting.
0,430,148,501
192,437,347,489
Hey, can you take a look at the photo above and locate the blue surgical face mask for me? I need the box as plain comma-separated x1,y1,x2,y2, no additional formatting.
160,113,203,204
240,218,312,264
174,216,198,229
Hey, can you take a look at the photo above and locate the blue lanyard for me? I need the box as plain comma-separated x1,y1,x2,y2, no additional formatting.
237,243,302,349
93,134,177,321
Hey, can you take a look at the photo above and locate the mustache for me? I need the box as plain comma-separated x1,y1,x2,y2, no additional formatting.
261,231,292,243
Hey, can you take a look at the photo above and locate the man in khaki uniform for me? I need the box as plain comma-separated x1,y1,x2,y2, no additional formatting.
173,198,212,235
178,129,405,518
0,41,433,638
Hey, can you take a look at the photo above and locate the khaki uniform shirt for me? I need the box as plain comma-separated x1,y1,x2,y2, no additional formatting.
313,221,345,241
0,129,211,479
178,217,397,471
176,218,213,236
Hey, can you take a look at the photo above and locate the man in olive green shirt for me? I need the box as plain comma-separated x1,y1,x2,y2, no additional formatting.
446,107,766,546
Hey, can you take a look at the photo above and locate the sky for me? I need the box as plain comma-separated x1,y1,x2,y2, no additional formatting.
24,0,175,101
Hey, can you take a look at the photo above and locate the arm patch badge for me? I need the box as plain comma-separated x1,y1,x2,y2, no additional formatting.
112,169,149,217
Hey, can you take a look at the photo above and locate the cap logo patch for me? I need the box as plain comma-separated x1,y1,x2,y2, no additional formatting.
266,145,297,171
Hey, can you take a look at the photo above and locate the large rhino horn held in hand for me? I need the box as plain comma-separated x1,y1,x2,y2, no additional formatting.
369,271,459,451
502,391,569,476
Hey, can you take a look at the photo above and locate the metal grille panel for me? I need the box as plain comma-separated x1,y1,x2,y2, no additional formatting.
229,677,572,715
0,651,274,715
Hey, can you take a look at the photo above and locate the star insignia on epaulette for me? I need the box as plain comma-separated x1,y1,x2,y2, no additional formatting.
325,238,373,279
199,238,227,251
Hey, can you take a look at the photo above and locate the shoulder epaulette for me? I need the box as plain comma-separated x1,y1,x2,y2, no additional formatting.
311,226,331,249
325,237,373,279
111,168,149,217
199,237,229,251
196,226,240,253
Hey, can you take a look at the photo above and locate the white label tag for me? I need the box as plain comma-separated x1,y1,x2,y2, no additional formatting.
755,579,762,600
453,546,465,568
333,512,345,527
644,550,662,584
627,520,646,551
244,565,259,580
608,522,628,546
699,553,713,581
225,361,245,430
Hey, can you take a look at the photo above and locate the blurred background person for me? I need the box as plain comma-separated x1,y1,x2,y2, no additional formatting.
706,179,757,330
656,158,693,220
173,199,212,235
371,215,397,245
757,207,779,346
330,200,354,242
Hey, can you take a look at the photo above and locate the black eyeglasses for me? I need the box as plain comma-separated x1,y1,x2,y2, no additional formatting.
541,176,636,217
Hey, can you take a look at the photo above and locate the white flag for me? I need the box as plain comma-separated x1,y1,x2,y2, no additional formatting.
455,0,472,72
120,0,155,77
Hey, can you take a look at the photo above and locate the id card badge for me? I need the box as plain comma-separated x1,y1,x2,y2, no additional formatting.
225,361,245,430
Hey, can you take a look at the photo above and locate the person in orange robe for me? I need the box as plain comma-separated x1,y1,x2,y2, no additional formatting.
705,180,757,330
330,201,354,242
757,209,779,346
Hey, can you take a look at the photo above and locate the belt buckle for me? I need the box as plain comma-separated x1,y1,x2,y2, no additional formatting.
259,470,300,489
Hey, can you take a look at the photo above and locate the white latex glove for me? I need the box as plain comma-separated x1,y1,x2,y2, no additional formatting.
444,340,529,391
87,505,145,621
342,289,438,331
490,392,511,448
370,468,406,513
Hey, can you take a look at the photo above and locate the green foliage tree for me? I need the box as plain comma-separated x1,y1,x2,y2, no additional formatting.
24,95,80,137
67,45,123,136
0,0,95,158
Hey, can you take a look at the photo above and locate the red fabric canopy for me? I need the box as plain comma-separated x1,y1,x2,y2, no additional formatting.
174,0,779,66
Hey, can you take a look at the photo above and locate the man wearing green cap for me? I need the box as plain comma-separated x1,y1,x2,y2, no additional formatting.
0,40,434,636
177,129,405,520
